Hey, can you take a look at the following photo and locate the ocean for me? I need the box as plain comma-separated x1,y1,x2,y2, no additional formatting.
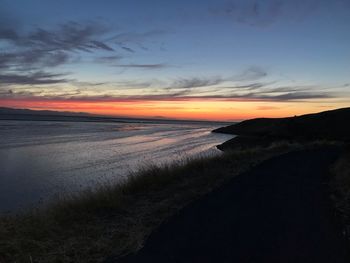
0,119,233,214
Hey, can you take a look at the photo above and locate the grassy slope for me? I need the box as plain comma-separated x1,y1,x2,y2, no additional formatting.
0,145,296,263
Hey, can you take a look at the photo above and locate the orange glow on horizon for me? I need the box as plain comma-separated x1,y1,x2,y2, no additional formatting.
0,98,348,121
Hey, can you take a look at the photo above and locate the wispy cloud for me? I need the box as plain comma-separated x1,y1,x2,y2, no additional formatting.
94,55,124,64
170,76,224,90
0,21,118,88
218,82,271,91
163,67,268,92
121,46,135,53
114,63,170,69
110,30,167,52
0,50,71,70
1,81,334,103
263,92,331,101
0,22,169,71
2,21,113,52
0,72,69,85
0,21,114,71
111,30,166,42
0,20,171,87
232,66,268,81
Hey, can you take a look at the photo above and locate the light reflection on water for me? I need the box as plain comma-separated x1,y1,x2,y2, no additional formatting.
0,120,233,213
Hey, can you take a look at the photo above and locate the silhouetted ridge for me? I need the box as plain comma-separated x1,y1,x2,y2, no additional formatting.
213,107,350,150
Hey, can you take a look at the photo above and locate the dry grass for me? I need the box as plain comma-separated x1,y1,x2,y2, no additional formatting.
0,141,337,263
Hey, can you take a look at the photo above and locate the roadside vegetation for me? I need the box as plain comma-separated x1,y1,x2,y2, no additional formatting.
330,146,350,242
0,141,343,263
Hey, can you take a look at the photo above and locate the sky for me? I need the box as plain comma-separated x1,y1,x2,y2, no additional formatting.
0,0,349,121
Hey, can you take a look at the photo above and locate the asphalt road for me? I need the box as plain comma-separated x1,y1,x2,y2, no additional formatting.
111,148,348,263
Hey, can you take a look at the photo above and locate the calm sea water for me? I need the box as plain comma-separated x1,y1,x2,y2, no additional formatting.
0,120,232,213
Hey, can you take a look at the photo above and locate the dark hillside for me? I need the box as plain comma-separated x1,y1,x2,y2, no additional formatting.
214,107,350,141
213,107,350,150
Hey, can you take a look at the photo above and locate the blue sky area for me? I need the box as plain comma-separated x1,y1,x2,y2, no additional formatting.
0,0,349,119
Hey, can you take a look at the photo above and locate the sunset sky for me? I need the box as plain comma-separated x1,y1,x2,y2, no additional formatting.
0,0,349,121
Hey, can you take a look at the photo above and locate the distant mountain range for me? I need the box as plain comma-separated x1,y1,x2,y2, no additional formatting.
0,107,93,117
0,107,128,123
0,107,228,125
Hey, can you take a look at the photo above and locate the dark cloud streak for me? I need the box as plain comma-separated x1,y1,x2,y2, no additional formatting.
114,63,169,69
0,22,115,70
1,85,333,102
232,66,268,81
0,21,117,86
94,55,123,64
0,71,69,85
171,76,223,90
121,46,135,53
